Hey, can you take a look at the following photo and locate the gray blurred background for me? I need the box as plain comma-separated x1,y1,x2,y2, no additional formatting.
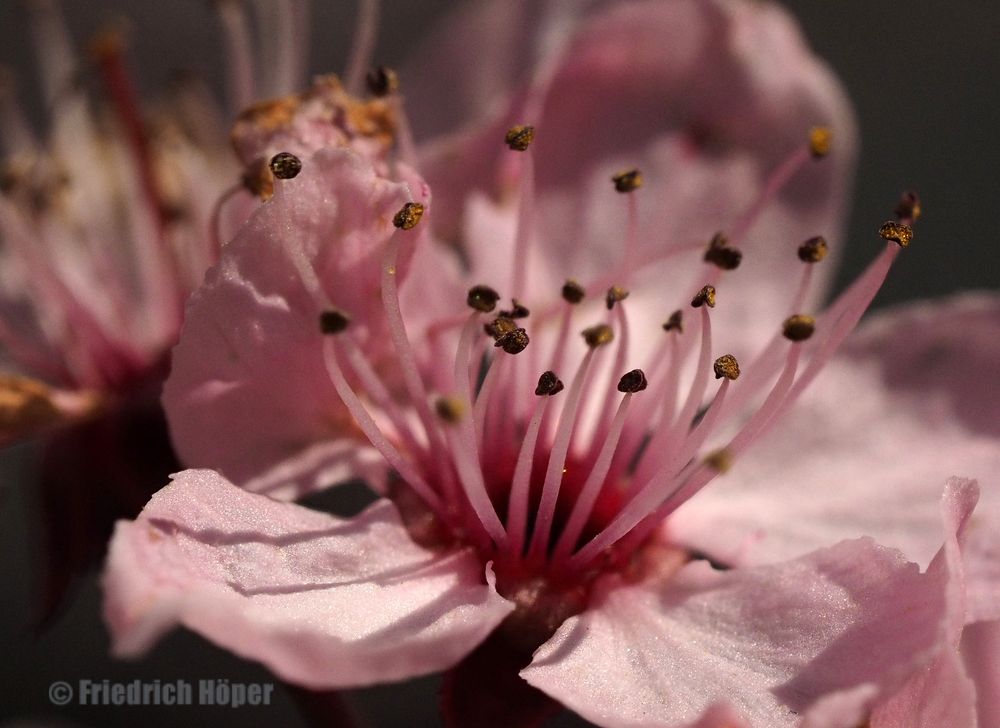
0,0,996,726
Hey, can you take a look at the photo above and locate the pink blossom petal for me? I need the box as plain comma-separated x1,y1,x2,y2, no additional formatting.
164,147,427,496
103,469,513,688
522,538,946,727
670,294,1000,622
415,0,855,354
802,479,979,728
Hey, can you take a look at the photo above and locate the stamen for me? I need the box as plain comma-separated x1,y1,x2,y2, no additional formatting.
703,232,743,271
611,169,643,193
662,310,684,333
318,309,351,334
798,235,829,263
529,348,599,558
808,126,832,158
581,323,614,348
504,125,536,152
535,370,565,396
782,314,816,341
617,369,648,393
561,279,586,304
691,285,716,308
393,201,425,230
713,354,740,380
268,151,302,180
484,316,517,339
705,449,733,474
435,396,466,423
466,284,501,313
366,65,399,97
506,376,562,553
494,328,529,355
605,285,629,310
553,384,641,561
498,299,530,319
878,220,913,247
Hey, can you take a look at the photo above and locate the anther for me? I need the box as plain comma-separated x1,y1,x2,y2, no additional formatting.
504,125,535,152
484,316,517,339
435,396,465,423
612,169,643,193
535,370,565,396
662,310,684,333
617,369,648,393
798,236,829,263
691,285,717,308
319,309,351,334
499,299,530,319
809,126,832,158
269,152,302,180
894,191,921,222
561,279,585,304
782,314,816,342
495,328,530,355
467,285,501,313
582,324,614,348
366,66,399,97
713,354,740,380
878,220,913,248
393,202,425,230
705,448,733,473
605,285,630,310
703,232,743,270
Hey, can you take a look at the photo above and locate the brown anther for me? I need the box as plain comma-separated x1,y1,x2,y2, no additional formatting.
662,310,684,333
484,316,517,339
809,126,832,158
319,309,351,334
612,169,643,193
617,369,648,393
366,66,399,97
879,220,913,247
393,202,425,230
561,279,585,304
499,299,530,319
703,232,743,271
691,285,717,308
713,354,740,380
435,396,465,423
535,370,565,396
605,285,630,310
581,323,614,348
242,157,274,200
0,375,60,434
705,448,733,473
798,236,829,263
504,125,535,152
495,328,530,355
782,314,816,342
268,151,302,180
467,285,501,313
894,191,921,222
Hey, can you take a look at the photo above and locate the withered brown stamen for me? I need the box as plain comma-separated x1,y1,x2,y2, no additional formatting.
703,232,743,270
582,324,614,348
894,191,921,222
499,299,530,319
798,235,829,263
366,66,399,97
495,328,530,354
605,285,629,309
809,126,832,158
612,169,643,193
782,314,816,342
467,285,501,313
691,285,717,308
435,396,465,423
662,310,684,333
617,369,648,393
269,151,302,180
393,202,425,230
878,220,913,247
319,309,351,334
705,448,733,473
713,354,740,380
561,279,585,304
505,125,535,152
535,371,565,396
484,316,517,339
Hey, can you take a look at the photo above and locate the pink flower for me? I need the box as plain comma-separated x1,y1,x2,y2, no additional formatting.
102,0,999,725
